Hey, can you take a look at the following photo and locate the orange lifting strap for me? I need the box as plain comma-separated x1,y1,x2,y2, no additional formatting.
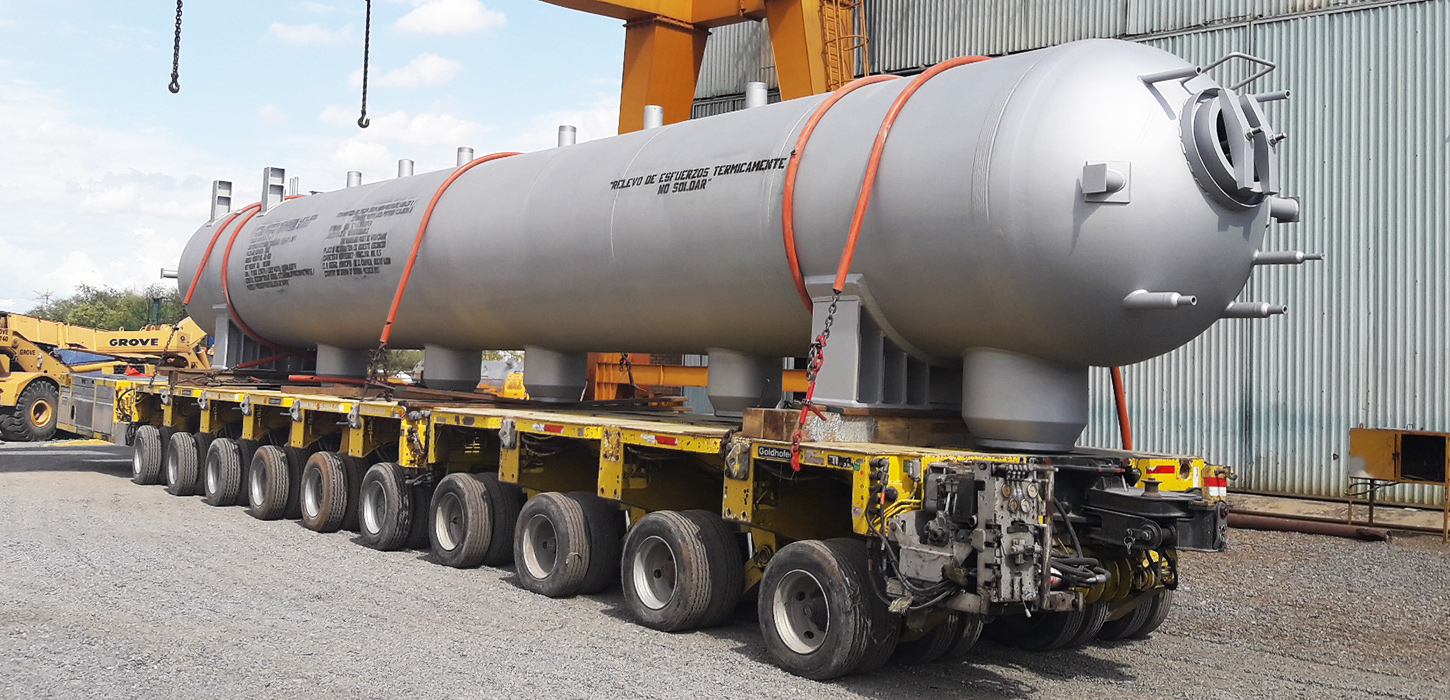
378,151,521,347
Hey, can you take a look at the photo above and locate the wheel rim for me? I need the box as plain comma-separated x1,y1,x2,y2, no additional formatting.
30,399,52,427
132,447,143,478
249,461,267,507
520,512,558,579
166,453,178,486
301,467,323,520
360,479,385,535
434,491,465,551
631,535,677,610
205,457,219,496
774,569,829,655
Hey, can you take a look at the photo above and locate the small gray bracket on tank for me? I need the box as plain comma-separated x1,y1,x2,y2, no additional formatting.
260,167,286,214
209,180,232,222
804,274,960,411
1081,161,1130,203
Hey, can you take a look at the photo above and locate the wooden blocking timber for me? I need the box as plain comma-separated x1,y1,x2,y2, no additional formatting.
742,407,971,447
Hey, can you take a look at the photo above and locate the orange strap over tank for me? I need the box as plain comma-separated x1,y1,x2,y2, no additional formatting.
184,205,254,305
833,55,990,292
378,152,521,347
218,196,306,346
780,73,900,310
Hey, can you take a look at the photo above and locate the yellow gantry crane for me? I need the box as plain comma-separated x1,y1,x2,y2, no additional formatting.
542,0,867,131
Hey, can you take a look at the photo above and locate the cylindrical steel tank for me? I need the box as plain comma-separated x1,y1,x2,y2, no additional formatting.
180,39,1299,449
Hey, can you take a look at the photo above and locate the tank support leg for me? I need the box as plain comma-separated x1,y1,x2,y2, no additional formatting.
961,349,1088,452
706,349,782,416
524,346,588,402
317,345,370,380
423,345,482,392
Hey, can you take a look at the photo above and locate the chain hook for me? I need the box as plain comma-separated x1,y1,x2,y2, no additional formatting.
167,0,183,94
789,289,841,471
357,0,373,128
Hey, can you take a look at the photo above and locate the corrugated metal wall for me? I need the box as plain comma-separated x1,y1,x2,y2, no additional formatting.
693,0,1450,505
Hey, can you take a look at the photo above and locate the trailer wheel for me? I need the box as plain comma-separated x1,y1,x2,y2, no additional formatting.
357,462,415,550
429,473,493,568
203,438,243,506
759,539,895,680
620,510,742,632
828,538,898,674
894,612,983,665
0,381,59,442
405,480,434,550
1064,602,1110,648
568,491,625,595
300,452,349,533
247,446,293,521
164,432,201,496
337,454,367,532
478,474,522,565
992,606,1089,651
235,439,260,507
1118,589,1175,640
513,492,590,598
131,425,164,485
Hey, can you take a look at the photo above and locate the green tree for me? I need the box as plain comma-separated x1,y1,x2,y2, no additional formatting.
27,284,185,331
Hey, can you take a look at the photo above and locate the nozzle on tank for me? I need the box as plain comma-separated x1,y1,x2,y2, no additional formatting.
1223,302,1287,318
1123,290,1197,310
643,105,664,130
1254,250,1324,265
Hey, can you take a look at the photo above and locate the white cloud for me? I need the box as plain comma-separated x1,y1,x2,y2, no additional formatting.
349,53,463,89
513,94,620,152
268,22,351,46
257,104,287,125
396,0,505,35
320,105,485,147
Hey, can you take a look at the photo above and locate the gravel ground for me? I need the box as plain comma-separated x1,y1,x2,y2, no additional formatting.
2,441,1448,700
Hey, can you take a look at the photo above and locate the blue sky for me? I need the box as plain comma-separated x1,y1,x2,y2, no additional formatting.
0,0,623,310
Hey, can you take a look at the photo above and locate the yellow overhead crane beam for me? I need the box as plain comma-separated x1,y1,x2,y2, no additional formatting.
542,0,866,132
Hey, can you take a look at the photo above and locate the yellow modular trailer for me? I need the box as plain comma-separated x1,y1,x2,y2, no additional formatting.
70,374,1229,680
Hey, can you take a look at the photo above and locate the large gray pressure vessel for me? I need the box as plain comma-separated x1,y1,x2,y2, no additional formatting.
179,39,1302,450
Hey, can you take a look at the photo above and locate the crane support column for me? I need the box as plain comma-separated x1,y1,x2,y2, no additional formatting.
619,15,708,133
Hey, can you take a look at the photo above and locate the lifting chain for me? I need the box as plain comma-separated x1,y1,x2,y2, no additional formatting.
167,0,184,93
789,290,840,471
357,0,373,128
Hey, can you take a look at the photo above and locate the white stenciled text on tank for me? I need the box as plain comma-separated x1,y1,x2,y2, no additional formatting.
177,39,1307,451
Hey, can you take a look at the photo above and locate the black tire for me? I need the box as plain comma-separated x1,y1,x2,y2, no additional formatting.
1,381,59,442
620,510,742,632
943,612,986,661
164,432,201,496
203,438,244,506
1130,589,1175,639
406,481,434,550
246,445,292,521
1064,602,1111,649
281,446,310,520
568,491,626,595
992,607,1089,651
895,614,963,666
513,492,591,598
337,453,368,532
357,462,415,550
300,452,349,533
478,474,523,566
830,538,898,674
235,439,260,507
130,425,164,485
429,473,494,568
758,539,896,680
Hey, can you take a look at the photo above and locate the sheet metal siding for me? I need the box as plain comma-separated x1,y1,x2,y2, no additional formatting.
1085,2,1450,506
696,21,776,98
